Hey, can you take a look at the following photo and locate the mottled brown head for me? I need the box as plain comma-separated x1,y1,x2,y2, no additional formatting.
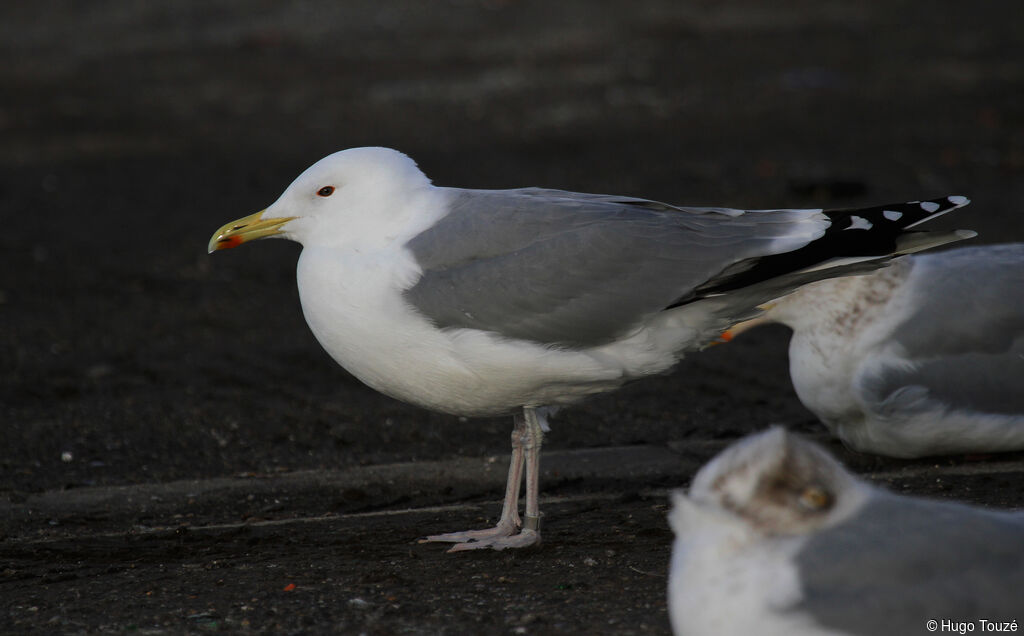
688,427,868,535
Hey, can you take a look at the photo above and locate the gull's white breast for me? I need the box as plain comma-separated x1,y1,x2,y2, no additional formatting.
668,497,843,636
773,263,913,428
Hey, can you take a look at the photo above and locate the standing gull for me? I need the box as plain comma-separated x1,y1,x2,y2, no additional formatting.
667,428,1024,636
208,147,971,550
726,243,1024,457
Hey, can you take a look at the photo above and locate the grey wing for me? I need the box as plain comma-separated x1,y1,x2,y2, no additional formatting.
794,494,1024,635
860,244,1024,415
861,341,1024,416
403,187,828,348
890,243,1024,358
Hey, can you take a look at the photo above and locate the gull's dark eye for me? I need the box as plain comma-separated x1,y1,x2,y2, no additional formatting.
317,186,335,197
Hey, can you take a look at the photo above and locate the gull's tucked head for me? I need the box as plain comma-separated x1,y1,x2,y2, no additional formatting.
684,427,869,535
208,147,434,253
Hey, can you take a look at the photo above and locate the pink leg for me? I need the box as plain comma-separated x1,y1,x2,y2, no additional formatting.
420,414,526,545
421,408,545,552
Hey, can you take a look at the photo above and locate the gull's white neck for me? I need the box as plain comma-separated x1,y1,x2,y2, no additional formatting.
292,186,464,407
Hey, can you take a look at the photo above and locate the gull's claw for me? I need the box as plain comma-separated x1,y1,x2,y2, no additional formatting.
419,518,519,545
446,528,540,552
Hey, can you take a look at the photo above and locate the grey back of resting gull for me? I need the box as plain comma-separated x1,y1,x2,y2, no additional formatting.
668,428,1024,636
208,146,973,550
726,243,1024,457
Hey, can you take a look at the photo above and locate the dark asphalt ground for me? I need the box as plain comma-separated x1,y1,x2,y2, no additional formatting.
2,1,1024,634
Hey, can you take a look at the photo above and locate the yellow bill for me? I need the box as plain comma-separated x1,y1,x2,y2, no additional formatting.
208,210,296,253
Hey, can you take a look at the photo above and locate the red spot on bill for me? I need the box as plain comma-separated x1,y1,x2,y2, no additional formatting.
217,235,243,249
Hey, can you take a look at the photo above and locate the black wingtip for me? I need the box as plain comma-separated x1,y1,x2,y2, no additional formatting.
902,195,971,228
689,196,973,298
828,195,971,232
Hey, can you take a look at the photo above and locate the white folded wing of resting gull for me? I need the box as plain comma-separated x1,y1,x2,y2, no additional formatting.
208,146,973,550
668,428,1024,636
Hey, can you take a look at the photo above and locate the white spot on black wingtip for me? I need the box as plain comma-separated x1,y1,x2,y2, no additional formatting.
845,215,872,230
948,195,969,206
883,210,903,221
919,201,941,213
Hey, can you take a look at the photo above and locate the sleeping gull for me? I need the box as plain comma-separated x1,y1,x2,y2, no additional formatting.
725,243,1024,457
668,427,1024,636
208,146,972,550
